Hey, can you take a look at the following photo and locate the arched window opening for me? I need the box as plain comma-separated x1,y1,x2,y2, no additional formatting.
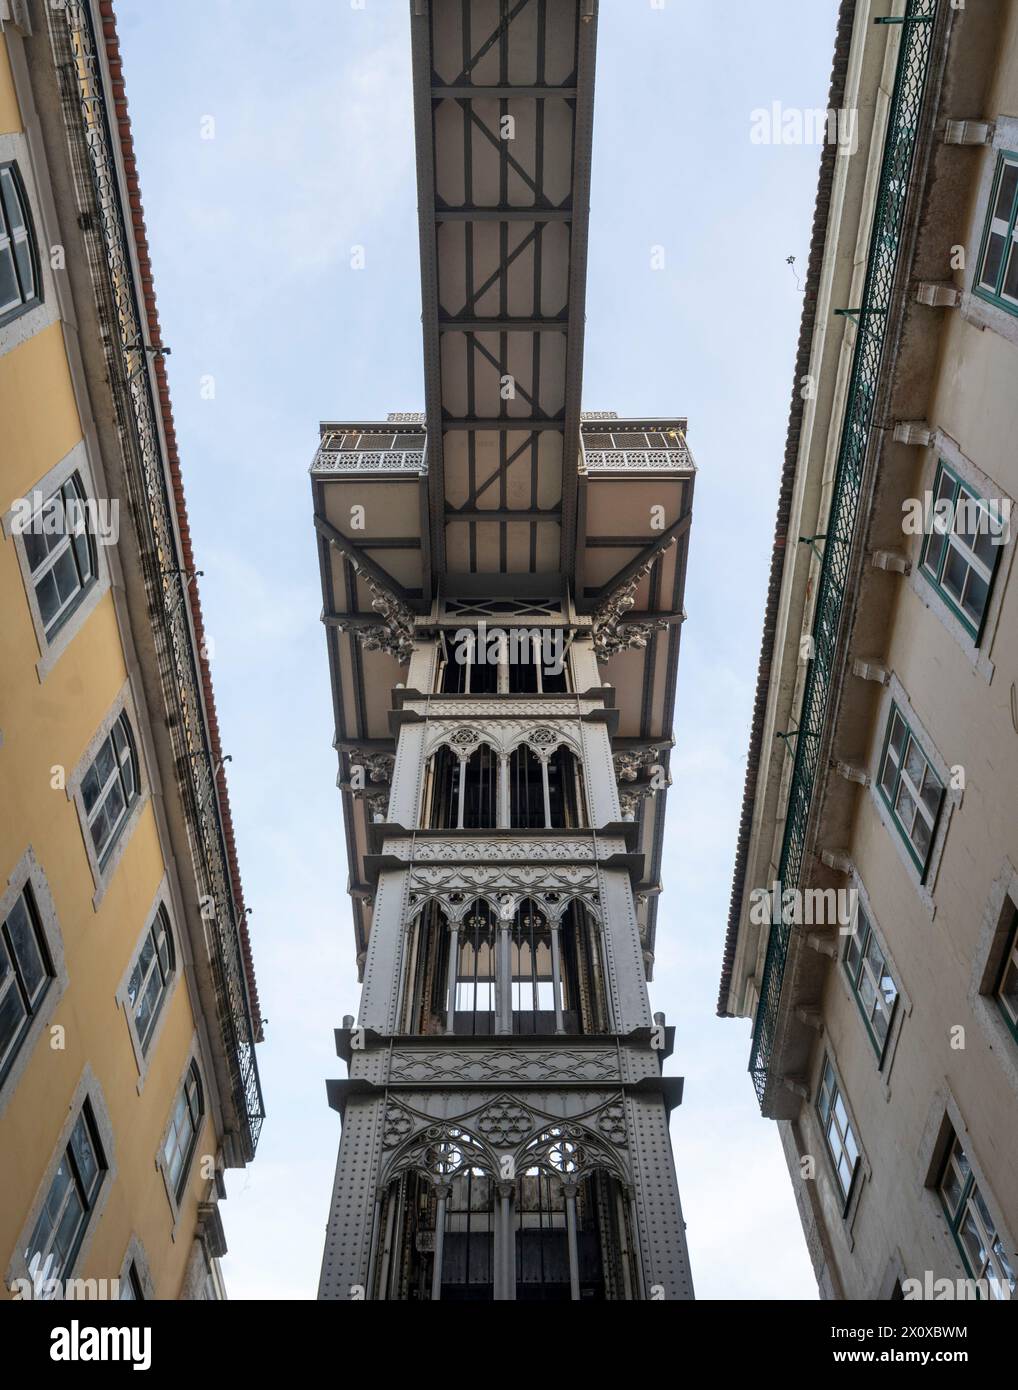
547,745,584,827
510,902,555,1035
516,1144,636,1300
509,743,545,828
402,898,609,1040
401,900,447,1035
377,1143,495,1301
563,901,611,1035
422,745,459,829
462,744,499,828
509,742,585,830
451,903,497,1036
422,743,499,829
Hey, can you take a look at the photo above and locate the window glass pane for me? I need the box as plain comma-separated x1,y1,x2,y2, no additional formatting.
940,1160,963,1217
889,713,906,757
993,162,1018,222
22,524,48,573
998,956,1018,1024
962,568,989,625
919,767,942,818
156,916,173,976
942,545,967,602
993,1238,1015,1291
858,967,877,1016
879,968,898,1012
7,896,46,1002
912,814,932,863
971,1184,994,1235
13,236,33,298
89,802,111,855
980,231,1006,288
959,1208,987,1272
0,974,28,1067
904,739,925,789
0,244,19,311
922,525,946,578
51,1187,84,1277
70,1114,100,1199
34,568,61,630
93,738,116,794
879,752,896,797
894,781,916,829
103,779,126,834
1003,244,1018,302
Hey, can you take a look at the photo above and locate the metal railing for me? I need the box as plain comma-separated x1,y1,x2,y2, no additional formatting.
581,447,695,473
750,0,939,1105
54,1,264,1154
311,446,427,475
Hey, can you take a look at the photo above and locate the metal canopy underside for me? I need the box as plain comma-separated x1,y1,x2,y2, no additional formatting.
411,0,597,586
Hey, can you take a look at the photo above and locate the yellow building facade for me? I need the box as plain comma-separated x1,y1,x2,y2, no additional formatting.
0,0,262,1301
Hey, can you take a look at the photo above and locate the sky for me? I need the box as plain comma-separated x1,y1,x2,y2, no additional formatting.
115,0,841,1300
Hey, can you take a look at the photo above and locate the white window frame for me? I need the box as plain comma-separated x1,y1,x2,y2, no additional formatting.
5,1067,117,1296
116,879,181,1088
68,682,150,908
0,131,57,360
81,711,139,868
156,1044,208,1221
0,847,67,1119
3,442,112,681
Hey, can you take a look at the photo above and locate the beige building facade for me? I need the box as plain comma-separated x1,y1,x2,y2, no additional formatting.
0,0,262,1300
721,0,1018,1300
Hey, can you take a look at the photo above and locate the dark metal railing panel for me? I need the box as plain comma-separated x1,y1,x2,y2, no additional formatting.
52,2,264,1154
750,0,939,1105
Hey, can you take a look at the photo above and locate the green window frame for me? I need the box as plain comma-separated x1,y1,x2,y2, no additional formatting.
919,460,1003,641
877,704,944,877
974,151,1018,316
995,907,1018,1044
938,1135,1016,1300
843,905,899,1062
816,1055,860,1210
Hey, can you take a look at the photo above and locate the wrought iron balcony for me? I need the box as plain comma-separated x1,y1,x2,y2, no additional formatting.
749,0,939,1109
581,445,695,473
579,422,695,474
311,429,427,477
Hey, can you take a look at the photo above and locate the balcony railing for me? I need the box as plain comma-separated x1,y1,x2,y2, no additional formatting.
750,0,939,1106
311,445,427,476
581,446,695,473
